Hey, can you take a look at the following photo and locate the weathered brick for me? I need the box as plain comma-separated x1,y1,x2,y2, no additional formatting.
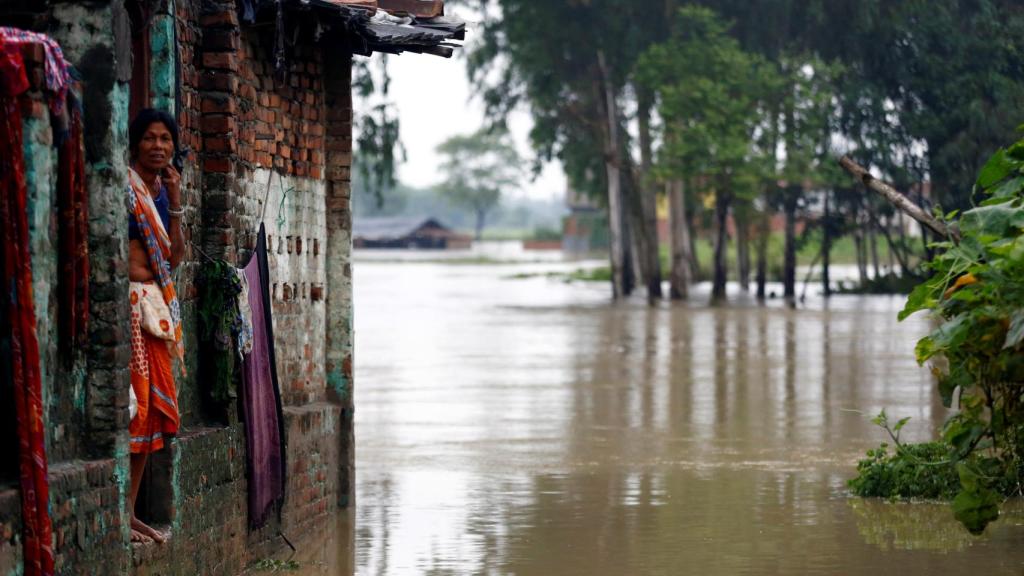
202,114,236,134
202,52,239,71
202,29,240,52
204,157,232,173
201,96,237,115
204,137,237,153
200,72,239,93
200,10,239,28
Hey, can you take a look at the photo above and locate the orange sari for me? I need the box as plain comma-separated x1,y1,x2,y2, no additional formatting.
128,168,181,453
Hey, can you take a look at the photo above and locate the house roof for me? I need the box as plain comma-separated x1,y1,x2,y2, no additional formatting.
252,0,465,58
353,216,453,241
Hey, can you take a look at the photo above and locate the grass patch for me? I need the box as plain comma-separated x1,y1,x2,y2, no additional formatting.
663,231,904,280
566,267,611,282
250,559,301,573
506,267,612,283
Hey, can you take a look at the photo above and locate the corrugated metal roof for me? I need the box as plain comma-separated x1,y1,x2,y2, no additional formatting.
267,0,465,58
353,217,452,241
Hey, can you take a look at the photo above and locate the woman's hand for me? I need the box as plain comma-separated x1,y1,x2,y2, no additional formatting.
162,165,186,270
163,165,182,207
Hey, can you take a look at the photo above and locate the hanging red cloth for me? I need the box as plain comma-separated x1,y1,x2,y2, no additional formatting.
0,93,55,575
57,99,88,359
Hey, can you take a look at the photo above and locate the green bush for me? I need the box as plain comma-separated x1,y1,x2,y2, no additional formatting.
855,135,1024,535
530,226,563,242
849,441,961,500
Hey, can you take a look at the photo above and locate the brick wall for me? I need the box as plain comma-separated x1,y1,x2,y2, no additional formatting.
236,26,330,407
0,0,356,573
0,2,134,575
324,51,355,505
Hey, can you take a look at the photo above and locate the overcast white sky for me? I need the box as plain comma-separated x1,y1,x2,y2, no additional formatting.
363,27,567,202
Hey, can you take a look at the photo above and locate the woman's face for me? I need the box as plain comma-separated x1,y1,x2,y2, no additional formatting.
136,121,174,173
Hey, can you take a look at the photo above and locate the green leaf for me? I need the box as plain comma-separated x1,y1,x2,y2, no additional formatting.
952,464,1001,535
977,149,1013,189
1007,140,1024,161
979,195,1017,207
894,417,911,433
937,365,971,408
914,336,936,365
957,462,980,492
900,281,937,321
959,205,1023,238
1004,311,1024,350
871,410,887,428
916,314,970,364
952,488,1000,535
989,176,1024,200
944,417,985,457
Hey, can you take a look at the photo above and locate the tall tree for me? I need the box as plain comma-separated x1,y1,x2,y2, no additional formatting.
812,0,1024,211
469,0,668,301
436,128,523,240
639,6,777,302
665,179,692,298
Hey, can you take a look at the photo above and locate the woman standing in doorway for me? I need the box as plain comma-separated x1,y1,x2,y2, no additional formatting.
126,109,186,544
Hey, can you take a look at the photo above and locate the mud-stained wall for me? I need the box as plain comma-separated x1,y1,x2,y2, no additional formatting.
0,0,355,574
0,1,134,574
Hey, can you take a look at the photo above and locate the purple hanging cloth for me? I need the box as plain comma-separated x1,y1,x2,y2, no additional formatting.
240,223,286,528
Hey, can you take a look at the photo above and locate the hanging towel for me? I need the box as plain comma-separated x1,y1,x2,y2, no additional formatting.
240,223,287,528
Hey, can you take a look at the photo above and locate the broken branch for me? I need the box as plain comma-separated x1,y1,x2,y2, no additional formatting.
838,156,959,242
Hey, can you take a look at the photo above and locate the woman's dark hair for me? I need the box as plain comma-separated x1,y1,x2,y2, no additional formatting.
129,108,179,159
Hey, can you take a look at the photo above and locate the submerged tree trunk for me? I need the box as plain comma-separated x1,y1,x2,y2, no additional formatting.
668,179,692,299
782,187,797,307
868,218,880,279
636,87,663,302
622,206,636,295
712,184,732,302
688,212,701,282
885,215,896,273
782,90,797,308
736,206,751,292
877,212,910,276
755,202,770,301
854,215,869,286
821,190,831,297
624,164,646,294
475,209,486,241
758,101,781,302
596,51,629,299
686,178,701,281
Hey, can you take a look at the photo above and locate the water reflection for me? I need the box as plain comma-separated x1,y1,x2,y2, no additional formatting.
280,260,1024,575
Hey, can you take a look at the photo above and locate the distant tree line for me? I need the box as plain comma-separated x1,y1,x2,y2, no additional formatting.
467,0,1024,304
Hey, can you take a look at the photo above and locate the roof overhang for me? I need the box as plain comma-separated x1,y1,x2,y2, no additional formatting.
245,0,465,58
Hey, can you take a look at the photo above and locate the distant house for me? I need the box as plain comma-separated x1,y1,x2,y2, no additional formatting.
562,186,609,254
354,217,473,249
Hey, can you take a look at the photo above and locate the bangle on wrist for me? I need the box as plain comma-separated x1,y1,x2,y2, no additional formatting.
168,206,185,217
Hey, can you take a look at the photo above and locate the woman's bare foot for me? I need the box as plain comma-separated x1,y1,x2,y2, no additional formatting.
131,516,167,544
130,528,153,544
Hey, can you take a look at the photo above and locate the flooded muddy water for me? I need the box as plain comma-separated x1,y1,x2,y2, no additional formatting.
285,253,1024,575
